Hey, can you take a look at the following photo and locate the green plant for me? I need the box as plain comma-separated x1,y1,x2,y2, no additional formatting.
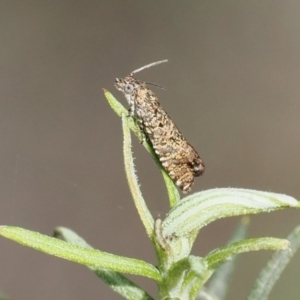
0,90,299,300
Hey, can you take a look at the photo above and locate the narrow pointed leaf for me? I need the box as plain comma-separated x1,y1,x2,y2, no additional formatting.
122,115,154,237
248,225,300,300
163,188,299,238
205,237,290,270
0,226,161,281
104,89,180,206
163,171,180,208
104,89,141,139
55,227,154,300
207,217,250,300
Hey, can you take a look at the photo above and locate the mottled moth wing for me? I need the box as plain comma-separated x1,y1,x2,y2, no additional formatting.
115,63,204,193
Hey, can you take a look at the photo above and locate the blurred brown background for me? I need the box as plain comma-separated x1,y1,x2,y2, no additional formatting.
0,1,300,299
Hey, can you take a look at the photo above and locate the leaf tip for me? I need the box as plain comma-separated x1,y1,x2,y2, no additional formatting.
103,88,109,96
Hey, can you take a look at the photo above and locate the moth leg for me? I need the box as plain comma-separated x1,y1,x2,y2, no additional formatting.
127,108,133,117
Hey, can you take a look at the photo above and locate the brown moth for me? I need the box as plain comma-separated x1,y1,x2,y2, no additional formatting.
114,60,205,193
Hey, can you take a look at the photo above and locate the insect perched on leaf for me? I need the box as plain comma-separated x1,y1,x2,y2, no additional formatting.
114,60,205,193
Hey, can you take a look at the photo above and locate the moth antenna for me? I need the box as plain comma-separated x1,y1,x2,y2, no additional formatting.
131,59,168,74
145,82,167,90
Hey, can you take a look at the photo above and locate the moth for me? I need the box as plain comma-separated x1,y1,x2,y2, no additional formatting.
114,60,205,193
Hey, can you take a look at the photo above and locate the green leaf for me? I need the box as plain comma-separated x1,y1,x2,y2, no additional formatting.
104,89,180,207
0,226,161,282
104,89,141,139
205,237,290,270
247,225,300,300
55,227,154,300
188,238,289,296
122,114,154,238
163,188,299,238
163,170,180,208
206,217,250,300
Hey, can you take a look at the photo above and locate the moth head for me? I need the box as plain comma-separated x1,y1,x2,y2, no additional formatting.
114,76,138,96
